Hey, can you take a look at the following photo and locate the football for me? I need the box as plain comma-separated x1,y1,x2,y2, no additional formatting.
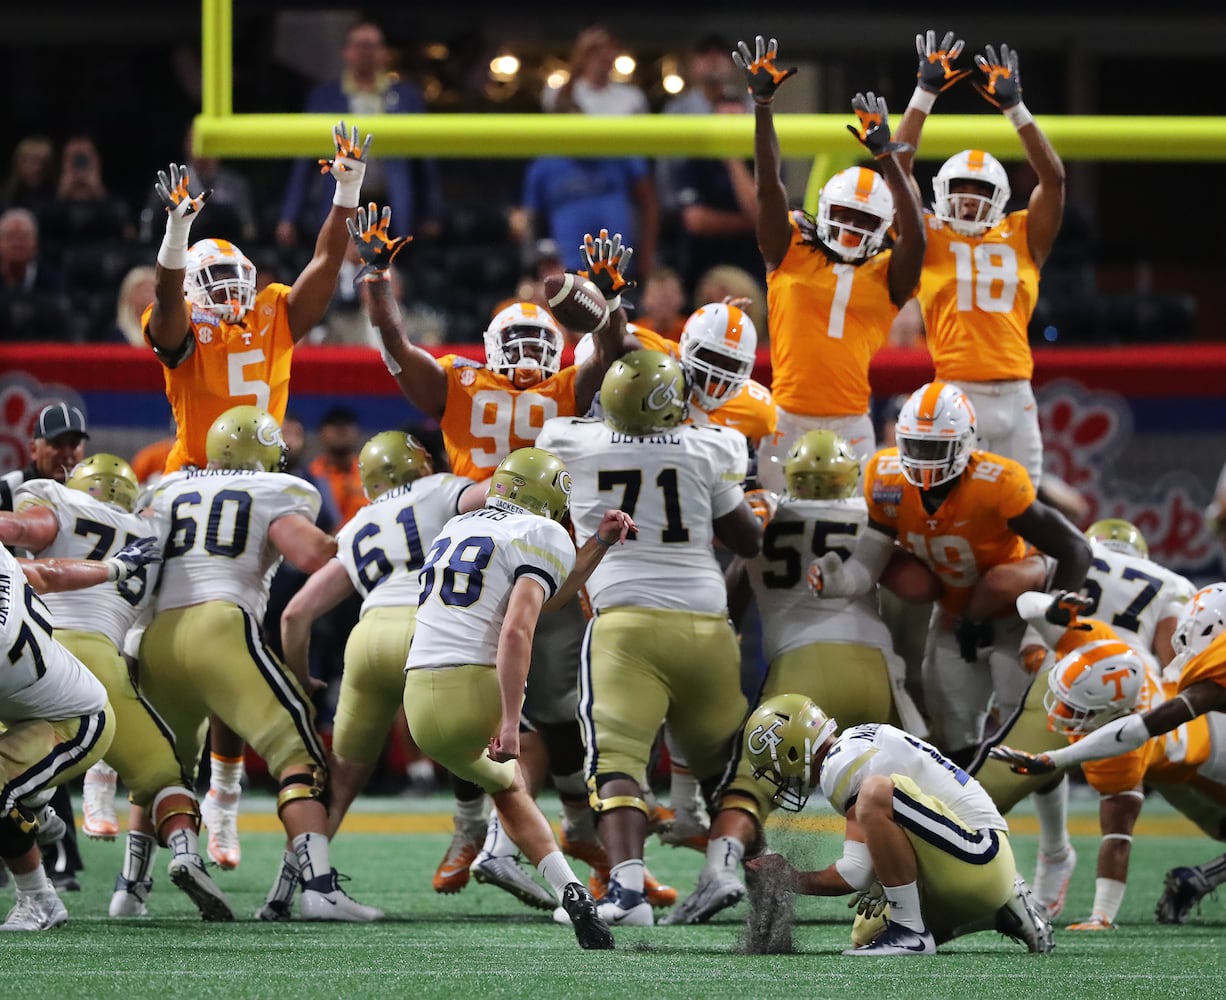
544,272,610,333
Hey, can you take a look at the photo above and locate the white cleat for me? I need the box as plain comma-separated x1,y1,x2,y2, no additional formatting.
1033,846,1077,919
200,789,242,870
0,889,68,932
843,920,936,956
470,851,557,911
299,870,383,922
168,854,234,922
660,868,746,925
596,882,654,926
996,875,1056,954
109,876,153,918
82,762,120,840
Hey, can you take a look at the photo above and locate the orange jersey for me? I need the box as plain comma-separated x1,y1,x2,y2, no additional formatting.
631,325,776,444
1178,628,1226,692
144,284,295,473
766,214,899,418
308,456,368,526
918,210,1038,383
439,356,580,480
863,448,1035,615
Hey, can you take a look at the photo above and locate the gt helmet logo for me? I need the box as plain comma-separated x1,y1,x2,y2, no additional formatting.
745,719,786,757
646,380,680,412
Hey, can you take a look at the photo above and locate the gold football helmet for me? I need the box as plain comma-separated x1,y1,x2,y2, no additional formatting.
487,447,571,522
784,430,860,500
743,693,838,812
66,453,139,512
205,405,284,472
1085,518,1148,560
600,349,688,436
358,431,432,501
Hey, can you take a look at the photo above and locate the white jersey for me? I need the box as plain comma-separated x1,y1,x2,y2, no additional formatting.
747,495,894,659
819,723,1007,831
14,481,160,649
0,545,107,722
335,474,472,617
536,416,747,613
406,506,575,670
150,469,321,619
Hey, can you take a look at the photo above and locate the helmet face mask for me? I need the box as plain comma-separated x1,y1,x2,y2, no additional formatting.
1085,518,1148,560
679,304,757,412
185,239,256,324
358,431,432,501
895,382,977,490
66,453,139,512
816,167,894,262
1044,639,1143,737
483,304,563,388
205,405,285,472
784,430,859,500
933,150,1011,237
743,694,837,812
600,350,689,436
486,447,571,522
1172,583,1226,662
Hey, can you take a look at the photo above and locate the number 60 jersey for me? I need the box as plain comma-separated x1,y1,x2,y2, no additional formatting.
149,468,321,620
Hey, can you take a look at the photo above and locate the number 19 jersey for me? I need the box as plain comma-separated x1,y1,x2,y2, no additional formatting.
149,469,321,619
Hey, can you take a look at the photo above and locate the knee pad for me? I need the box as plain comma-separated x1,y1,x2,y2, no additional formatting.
588,773,651,819
151,785,201,842
0,807,39,858
276,766,329,815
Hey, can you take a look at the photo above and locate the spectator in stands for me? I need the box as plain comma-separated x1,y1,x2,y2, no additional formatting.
104,265,156,346
1,135,57,214
276,19,443,249
695,263,768,343
639,265,688,342
41,136,133,245
543,25,648,115
0,207,71,342
309,405,367,527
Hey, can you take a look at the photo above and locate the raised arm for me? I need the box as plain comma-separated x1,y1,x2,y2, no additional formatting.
543,509,635,612
286,121,372,341
895,29,970,180
732,36,798,272
147,163,210,357
574,229,643,413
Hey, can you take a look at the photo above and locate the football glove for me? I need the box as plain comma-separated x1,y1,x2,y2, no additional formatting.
848,882,888,920
745,489,776,529
986,745,1057,776
320,119,373,208
1044,590,1094,627
953,616,994,663
346,203,413,286
105,536,162,582
732,35,797,105
973,43,1023,110
846,92,913,159
155,163,211,222
579,229,635,305
915,29,970,94
807,551,851,598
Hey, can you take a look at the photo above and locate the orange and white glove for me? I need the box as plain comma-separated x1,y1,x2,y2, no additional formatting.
579,229,635,311
745,489,776,529
347,203,413,286
154,163,211,269
320,119,373,208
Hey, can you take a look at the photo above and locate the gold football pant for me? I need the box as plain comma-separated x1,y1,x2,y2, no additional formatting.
332,607,414,764
1,707,115,814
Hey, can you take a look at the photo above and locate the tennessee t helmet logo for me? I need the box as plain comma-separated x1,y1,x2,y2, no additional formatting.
745,719,786,758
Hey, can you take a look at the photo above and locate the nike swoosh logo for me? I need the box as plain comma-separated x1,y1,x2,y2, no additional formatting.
953,520,970,527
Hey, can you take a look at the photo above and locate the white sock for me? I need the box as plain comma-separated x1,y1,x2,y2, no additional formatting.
292,832,331,886
705,835,745,874
537,849,580,900
1035,777,1072,856
121,832,158,882
14,867,51,894
454,795,488,827
482,812,517,859
883,880,926,933
165,827,200,859
610,859,645,895
210,753,244,797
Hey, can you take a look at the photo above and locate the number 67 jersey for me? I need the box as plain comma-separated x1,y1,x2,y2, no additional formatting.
149,468,321,619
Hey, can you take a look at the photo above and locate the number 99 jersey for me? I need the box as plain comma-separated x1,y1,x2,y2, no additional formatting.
149,469,321,620
14,480,161,649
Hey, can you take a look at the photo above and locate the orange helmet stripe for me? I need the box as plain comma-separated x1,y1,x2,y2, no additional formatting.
967,150,987,172
916,382,947,422
853,167,876,202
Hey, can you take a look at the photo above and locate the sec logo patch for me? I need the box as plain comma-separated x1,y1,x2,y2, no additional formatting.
459,368,477,386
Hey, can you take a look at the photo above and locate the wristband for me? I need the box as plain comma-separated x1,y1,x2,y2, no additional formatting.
104,558,123,583
605,294,622,312
1005,102,1034,129
595,534,616,548
332,170,364,209
157,214,192,270
907,87,937,114
379,345,402,377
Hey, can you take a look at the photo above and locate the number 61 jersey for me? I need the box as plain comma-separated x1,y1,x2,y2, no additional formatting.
149,468,321,619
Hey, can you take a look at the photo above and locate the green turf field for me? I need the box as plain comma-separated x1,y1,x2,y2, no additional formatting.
3,793,1224,999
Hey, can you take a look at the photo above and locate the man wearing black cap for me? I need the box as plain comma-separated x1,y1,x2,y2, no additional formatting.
0,400,90,892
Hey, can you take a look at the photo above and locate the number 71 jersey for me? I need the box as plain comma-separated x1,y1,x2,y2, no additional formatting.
149,468,321,620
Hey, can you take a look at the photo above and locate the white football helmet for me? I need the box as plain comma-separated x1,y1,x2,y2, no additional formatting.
483,302,563,387
1044,637,1144,736
185,238,256,324
816,166,894,261
1171,583,1226,663
678,303,757,412
894,381,977,489
933,149,1011,236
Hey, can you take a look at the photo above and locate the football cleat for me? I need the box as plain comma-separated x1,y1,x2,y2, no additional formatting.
595,880,654,927
255,899,293,922
660,868,746,925
842,920,936,956
299,870,383,922
109,875,153,918
1033,846,1076,919
433,819,486,894
1155,866,1214,925
561,882,615,950
168,854,234,922
470,852,557,911
586,864,677,908
0,889,68,932
656,805,711,852
995,876,1055,953
200,788,242,870
1066,914,1115,931
82,763,120,840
